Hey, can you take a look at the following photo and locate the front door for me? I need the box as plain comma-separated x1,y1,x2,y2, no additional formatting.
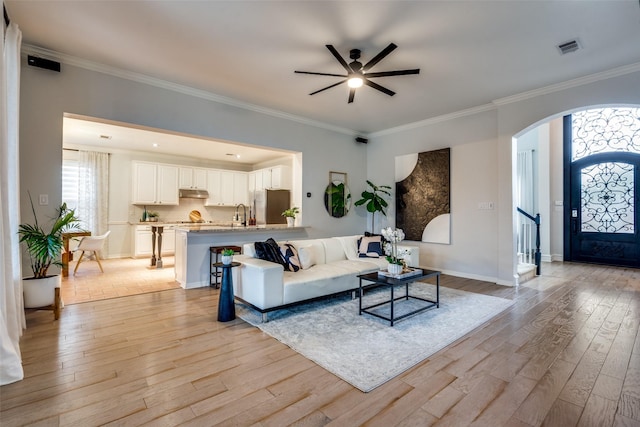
565,108,640,268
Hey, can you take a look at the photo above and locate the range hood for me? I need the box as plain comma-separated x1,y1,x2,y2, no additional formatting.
179,188,209,199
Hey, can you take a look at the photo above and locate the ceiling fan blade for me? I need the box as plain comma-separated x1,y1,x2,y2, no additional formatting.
295,70,348,77
365,69,420,78
348,88,356,104
325,45,352,73
364,79,395,96
363,43,397,72
309,79,347,96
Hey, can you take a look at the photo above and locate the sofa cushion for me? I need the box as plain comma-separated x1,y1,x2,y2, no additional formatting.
297,245,317,269
321,238,347,263
254,238,285,266
279,243,301,272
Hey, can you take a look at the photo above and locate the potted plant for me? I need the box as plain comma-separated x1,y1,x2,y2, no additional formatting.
282,207,299,227
147,211,159,222
18,194,83,310
354,180,392,233
221,248,235,265
381,227,410,275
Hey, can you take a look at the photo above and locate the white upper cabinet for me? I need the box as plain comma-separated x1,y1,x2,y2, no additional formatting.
256,165,291,190
179,167,207,189
205,169,248,206
132,161,179,205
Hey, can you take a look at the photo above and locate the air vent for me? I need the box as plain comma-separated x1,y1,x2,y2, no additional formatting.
557,39,581,55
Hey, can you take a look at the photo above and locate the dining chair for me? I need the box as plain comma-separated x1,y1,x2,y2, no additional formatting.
73,230,111,275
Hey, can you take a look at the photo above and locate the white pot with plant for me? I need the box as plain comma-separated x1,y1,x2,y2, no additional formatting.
381,227,408,275
221,248,235,265
18,194,82,313
282,207,299,227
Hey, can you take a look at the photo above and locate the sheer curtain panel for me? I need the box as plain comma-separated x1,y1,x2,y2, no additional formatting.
78,151,109,256
0,16,25,385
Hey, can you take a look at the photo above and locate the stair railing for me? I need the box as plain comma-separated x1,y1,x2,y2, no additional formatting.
517,207,541,276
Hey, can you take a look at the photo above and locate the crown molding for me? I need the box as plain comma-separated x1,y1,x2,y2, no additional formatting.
369,103,496,138
492,61,640,106
22,44,356,136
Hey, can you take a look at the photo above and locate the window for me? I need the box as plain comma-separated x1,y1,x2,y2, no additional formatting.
62,151,78,211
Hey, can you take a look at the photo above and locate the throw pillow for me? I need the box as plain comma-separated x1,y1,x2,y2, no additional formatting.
297,246,317,269
279,243,301,272
357,235,383,258
254,238,286,266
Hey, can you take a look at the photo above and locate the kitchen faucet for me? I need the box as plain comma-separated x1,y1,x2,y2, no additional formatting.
235,204,247,226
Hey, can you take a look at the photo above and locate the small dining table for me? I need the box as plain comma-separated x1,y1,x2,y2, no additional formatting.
62,231,91,277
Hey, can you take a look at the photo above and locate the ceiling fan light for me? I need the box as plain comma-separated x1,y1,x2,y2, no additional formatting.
348,76,363,88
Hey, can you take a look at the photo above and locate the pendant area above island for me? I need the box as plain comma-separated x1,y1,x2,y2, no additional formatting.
174,225,308,289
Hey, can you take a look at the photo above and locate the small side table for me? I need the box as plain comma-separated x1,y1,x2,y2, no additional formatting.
213,261,241,322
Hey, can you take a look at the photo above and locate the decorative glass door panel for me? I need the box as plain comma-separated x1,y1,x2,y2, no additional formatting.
580,162,634,234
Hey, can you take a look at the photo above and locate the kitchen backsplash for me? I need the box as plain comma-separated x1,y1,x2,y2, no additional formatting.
132,199,244,224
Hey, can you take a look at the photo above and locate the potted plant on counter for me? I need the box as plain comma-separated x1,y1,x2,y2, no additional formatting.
18,194,83,316
282,207,300,227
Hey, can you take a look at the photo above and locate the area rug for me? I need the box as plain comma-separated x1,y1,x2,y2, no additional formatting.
236,283,514,392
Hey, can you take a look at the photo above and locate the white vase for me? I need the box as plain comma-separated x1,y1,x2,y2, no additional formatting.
388,263,403,275
221,255,233,265
286,217,295,227
23,275,60,308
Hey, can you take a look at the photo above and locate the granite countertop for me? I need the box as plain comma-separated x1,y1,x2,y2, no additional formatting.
175,224,305,233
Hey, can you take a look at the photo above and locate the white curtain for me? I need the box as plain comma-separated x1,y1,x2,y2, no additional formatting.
0,16,25,385
77,151,109,256
516,151,534,214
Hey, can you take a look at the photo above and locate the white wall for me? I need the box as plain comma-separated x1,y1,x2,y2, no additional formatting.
369,70,640,285
19,61,369,272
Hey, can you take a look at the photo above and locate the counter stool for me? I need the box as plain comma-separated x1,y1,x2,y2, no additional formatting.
210,245,242,288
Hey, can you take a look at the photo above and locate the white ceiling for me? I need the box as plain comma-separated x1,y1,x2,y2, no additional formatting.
62,115,291,165
7,1,640,138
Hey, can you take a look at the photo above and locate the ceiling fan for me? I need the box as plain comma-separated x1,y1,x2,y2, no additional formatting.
295,43,420,103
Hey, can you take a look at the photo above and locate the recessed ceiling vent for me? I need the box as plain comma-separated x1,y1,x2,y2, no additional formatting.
557,39,581,55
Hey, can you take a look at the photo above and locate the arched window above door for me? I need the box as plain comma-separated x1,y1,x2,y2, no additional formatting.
571,107,640,161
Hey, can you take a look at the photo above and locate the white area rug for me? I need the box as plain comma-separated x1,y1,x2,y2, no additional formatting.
237,283,514,392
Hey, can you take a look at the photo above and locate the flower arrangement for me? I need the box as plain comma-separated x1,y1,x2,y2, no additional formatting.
380,227,409,266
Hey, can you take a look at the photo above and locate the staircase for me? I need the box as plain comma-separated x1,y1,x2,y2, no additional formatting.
517,208,541,284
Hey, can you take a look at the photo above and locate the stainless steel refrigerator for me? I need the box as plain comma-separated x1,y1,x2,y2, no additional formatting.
254,189,290,225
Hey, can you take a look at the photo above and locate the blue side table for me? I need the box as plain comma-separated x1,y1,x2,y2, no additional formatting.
213,261,241,322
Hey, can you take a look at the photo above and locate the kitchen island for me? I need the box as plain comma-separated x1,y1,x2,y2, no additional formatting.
174,224,309,289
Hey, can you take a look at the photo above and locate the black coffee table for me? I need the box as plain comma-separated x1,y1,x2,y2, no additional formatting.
358,269,441,326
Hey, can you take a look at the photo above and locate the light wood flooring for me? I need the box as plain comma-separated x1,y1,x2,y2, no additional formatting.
60,256,180,305
1,262,639,426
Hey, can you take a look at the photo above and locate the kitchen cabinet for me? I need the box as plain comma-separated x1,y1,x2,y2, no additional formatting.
252,165,291,191
179,167,207,189
132,161,179,205
133,225,175,257
205,170,248,206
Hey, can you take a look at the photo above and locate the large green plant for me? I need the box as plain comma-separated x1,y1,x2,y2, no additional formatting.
18,194,82,278
354,180,392,233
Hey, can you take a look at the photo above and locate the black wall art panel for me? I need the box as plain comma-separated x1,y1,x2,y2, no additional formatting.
395,148,451,243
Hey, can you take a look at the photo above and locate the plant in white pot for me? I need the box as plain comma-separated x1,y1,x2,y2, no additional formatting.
220,248,235,265
281,207,299,227
18,195,82,316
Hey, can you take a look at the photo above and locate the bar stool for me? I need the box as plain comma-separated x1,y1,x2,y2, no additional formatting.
210,245,242,288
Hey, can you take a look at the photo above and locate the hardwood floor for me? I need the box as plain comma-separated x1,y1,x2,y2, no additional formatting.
1,262,639,426
60,256,180,305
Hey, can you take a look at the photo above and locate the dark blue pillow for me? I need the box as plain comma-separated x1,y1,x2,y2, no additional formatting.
254,238,286,266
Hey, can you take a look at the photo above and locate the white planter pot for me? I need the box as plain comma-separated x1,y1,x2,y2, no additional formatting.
221,255,233,265
286,217,295,227
388,263,403,275
23,275,60,308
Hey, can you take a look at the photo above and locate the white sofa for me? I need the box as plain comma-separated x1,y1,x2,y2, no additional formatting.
233,235,418,321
